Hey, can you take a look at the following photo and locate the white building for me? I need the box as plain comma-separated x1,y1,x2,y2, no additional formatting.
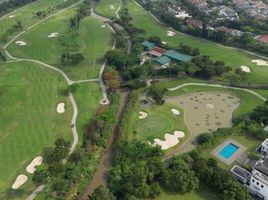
260,139,268,154
248,159,268,200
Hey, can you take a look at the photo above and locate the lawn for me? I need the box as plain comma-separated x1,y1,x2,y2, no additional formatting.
158,186,220,200
126,0,268,84
72,82,102,146
0,0,78,45
0,61,72,199
7,11,114,80
95,0,121,19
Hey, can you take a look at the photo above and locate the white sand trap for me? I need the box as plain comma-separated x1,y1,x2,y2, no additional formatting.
206,104,215,109
171,108,180,115
110,5,115,10
251,59,268,66
139,111,148,119
162,41,167,45
167,30,176,37
9,15,16,18
12,175,28,189
152,131,185,150
15,41,27,46
26,156,43,174
264,125,268,132
48,32,59,38
240,65,251,73
57,103,65,113
101,25,106,28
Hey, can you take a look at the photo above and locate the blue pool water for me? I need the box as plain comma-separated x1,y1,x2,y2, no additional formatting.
219,143,239,159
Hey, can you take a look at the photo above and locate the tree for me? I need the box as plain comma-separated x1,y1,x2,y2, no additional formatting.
32,168,48,185
147,85,167,105
89,186,116,200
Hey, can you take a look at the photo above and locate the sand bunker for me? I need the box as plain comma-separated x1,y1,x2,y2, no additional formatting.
12,175,28,189
48,32,59,38
57,103,65,113
152,131,185,150
171,108,180,115
251,59,268,66
162,41,167,45
15,41,27,46
206,104,215,109
167,30,176,37
9,15,16,18
240,65,251,73
101,25,106,28
110,5,115,9
26,156,43,174
139,111,148,119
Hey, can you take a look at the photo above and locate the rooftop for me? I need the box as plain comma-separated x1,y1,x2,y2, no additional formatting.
255,158,268,177
256,35,268,44
141,41,155,49
154,56,171,65
164,50,193,62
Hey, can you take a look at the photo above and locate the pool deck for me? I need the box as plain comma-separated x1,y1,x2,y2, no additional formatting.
211,138,247,165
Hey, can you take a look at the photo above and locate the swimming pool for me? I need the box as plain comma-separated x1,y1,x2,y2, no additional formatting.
219,143,239,159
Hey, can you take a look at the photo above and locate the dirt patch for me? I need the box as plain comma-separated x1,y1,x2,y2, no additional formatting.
251,59,268,66
12,175,28,189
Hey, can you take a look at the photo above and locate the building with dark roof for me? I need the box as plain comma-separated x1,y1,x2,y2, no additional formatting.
141,41,155,50
164,50,193,62
153,56,171,66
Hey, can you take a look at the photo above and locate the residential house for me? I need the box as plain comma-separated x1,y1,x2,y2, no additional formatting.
256,35,268,44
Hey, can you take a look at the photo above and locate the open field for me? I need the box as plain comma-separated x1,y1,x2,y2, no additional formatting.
126,0,268,84
7,10,114,80
95,0,121,19
0,0,77,43
0,61,72,199
158,186,220,200
72,82,102,145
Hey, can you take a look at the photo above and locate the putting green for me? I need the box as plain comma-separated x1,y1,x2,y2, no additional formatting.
126,104,188,148
0,61,72,198
95,0,121,19
7,10,114,80
126,0,268,84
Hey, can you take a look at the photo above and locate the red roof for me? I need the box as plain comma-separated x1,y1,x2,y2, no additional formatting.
256,35,268,44
150,47,166,57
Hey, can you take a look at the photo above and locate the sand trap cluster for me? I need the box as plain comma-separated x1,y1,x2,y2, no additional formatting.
139,111,148,119
48,32,59,38
151,131,185,150
110,5,115,9
15,41,27,46
240,65,251,73
264,125,268,132
9,15,16,18
26,156,43,174
171,108,180,115
206,104,215,109
252,59,268,66
57,103,65,113
12,175,28,189
167,30,176,37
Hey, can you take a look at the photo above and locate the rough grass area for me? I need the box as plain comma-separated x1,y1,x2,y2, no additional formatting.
7,11,113,80
126,0,268,84
72,82,102,146
0,61,72,199
95,0,121,19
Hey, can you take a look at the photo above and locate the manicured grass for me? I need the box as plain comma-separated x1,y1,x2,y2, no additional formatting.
72,82,102,146
0,0,76,44
7,12,114,80
158,186,220,200
95,0,121,19
126,0,268,84
0,61,72,199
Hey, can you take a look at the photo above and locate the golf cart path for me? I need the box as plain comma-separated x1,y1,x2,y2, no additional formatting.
164,82,267,159
0,0,113,199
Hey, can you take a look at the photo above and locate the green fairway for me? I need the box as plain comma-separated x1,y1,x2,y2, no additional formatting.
0,0,78,45
7,11,114,80
0,61,72,198
158,186,220,200
126,0,268,84
125,102,189,150
72,82,102,145
95,0,121,19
